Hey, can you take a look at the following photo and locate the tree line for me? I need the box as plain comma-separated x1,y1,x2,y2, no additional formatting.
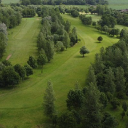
0,60,33,88
0,6,22,58
20,0,108,5
42,0,108,5
36,7,78,64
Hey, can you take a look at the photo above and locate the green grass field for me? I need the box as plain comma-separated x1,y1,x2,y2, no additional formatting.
108,0,128,9
0,14,119,127
3,17,41,65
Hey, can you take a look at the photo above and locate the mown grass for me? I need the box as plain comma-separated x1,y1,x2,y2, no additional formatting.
0,14,119,127
3,17,41,65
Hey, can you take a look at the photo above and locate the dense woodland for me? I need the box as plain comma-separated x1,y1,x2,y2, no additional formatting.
20,0,108,5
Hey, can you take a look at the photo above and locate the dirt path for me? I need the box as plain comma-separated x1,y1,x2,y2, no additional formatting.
6,54,12,60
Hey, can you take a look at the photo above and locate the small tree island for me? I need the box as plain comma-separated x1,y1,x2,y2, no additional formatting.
80,46,89,57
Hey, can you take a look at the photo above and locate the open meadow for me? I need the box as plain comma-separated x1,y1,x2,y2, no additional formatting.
0,13,119,127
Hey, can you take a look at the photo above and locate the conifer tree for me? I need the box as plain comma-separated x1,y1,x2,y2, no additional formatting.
43,81,55,117
115,67,126,92
81,82,102,128
104,67,115,94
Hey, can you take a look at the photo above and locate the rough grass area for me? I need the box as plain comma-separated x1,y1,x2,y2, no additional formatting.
0,14,119,127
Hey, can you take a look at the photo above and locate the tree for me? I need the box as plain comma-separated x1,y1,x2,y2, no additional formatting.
71,9,79,17
43,81,55,117
100,92,108,108
45,41,54,62
27,56,37,69
111,98,120,109
80,46,89,57
2,60,11,66
104,67,115,94
2,66,20,87
122,102,127,112
14,64,25,80
64,20,71,33
81,83,102,128
0,32,6,58
121,111,125,119
115,67,126,93
70,27,78,46
58,111,77,128
24,64,33,77
62,31,70,49
37,53,47,67
86,66,97,86
97,36,103,43
37,53,47,73
102,112,118,128
66,89,83,111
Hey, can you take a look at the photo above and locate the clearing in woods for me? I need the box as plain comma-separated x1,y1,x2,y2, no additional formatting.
0,14,119,127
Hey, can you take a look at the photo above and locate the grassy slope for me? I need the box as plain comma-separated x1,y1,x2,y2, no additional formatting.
0,14,118,127
3,17,41,65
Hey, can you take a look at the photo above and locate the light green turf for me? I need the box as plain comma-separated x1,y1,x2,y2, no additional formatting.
3,17,41,65
108,0,128,9
0,14,119,127
2,0,19,4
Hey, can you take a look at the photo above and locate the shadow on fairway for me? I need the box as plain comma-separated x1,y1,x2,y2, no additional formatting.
75,55,86,58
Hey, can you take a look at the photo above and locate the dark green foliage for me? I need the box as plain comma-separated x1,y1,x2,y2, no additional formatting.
24,64,33,77
22,8,35,17
102,112,118,128
111,98,120,109
66,89,83,111
64,20,71,33
81,83,102,128
121,111,125,119
104,67,115,94
92,21,96,27
2,66,20,87
45,41,54,62
58,111,77,128
0,7,22,29
71,9,79,17
80,46,89,57
86,66,97,86
98,14,117,28
37,53,47,66
2,60,11,66
122,102,128,112
115,67,126,93
100,92,108,108
14,64,25,80
42,0,108,5
79,14,92,25
0,32,6,58
27,56,37,69
97,36,103,43
21,0,41,5
70,27,78,46
43,81,55,117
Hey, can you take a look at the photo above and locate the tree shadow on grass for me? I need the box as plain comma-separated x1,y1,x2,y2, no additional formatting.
74,55,86,58
95,41,101,43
